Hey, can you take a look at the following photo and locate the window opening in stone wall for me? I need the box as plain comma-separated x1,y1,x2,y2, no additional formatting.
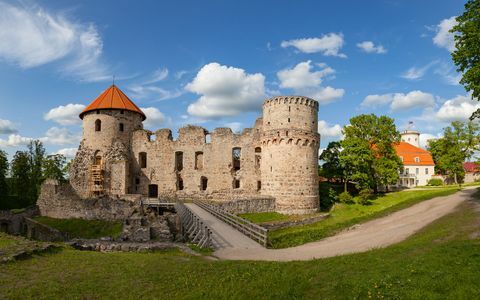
195,151,204,170
120,110,124,114
176,175,184,190
205,133,212,143
232,147,241,171
119,123,124,132
148,184,158,198
200,176,208,191
288,118,290,123
233,179,240,189
175,151,183,172
135,177,140,185
95,119,101,132
255,147,261,168
96,110,100,114
289,106,291,112
257,181,261,191
139,152,147,168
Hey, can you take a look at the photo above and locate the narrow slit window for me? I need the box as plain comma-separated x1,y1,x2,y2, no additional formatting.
139,152,147,168
119,123,124,132
232,147,241,171
195,151,204,170
95,119,101,132
175,151,183,172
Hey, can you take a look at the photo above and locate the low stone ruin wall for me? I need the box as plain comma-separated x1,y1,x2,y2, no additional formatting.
0,207,38,235
38,179,140,221
206,197,275,214
24,217,69,242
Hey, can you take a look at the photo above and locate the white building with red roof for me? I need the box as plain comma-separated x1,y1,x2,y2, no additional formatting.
394,130,435,187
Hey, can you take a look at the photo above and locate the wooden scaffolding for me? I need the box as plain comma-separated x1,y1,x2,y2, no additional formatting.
88,163,105,197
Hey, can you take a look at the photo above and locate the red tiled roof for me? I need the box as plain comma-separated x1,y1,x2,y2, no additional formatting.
464,162,479,173
394,142,435,166
79,85,146,120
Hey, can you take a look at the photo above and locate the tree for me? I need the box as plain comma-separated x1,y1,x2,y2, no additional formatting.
451,0,480,119
428,121,480,184
339,114,402,194
0,150,9,208
27,140,46,199
43,154,67,182
319,141,344,183
11,151,33,207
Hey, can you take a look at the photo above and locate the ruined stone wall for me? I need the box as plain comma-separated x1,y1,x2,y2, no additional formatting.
130,121,263,200
38,180,139,220
261,96,320,214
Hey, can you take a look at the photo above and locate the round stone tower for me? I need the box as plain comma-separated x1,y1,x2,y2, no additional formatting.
79,85,145,152
260,96,320,214
400,130,420,148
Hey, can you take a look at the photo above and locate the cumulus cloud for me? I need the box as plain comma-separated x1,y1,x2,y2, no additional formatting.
0,1,108,81
0,119,17,134
318,120,343,138
44,103,85,125
281,33,347,58
40,127,81,145
276,61,344,104
361,91,435,111
141,107,166,130
419,133,442,149
356,41,387,54
433,16,457,52
0,134,32,147
54,147,78,158
186,62,265,119
436,94,480,122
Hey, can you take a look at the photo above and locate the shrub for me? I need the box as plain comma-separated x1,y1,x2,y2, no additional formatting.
357,189,373,205
427,178,443,186
337,191,353,204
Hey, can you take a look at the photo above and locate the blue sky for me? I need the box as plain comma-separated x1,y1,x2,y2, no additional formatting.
0,0,475,159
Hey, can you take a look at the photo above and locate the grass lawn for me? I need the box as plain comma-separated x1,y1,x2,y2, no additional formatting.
33,216,123,239
268,187,460,248
0,189,479,299
0,234,17,249
238,211,291,223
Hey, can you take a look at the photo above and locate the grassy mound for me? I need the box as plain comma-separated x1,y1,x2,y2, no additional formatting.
33,217,123,239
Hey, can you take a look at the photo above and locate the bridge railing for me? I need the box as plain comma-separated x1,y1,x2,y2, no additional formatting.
194,200,269,247
175,202,215,249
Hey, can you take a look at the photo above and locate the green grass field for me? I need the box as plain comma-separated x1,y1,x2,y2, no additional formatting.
0,189,478,299
238,211,292,223
268,187,460,248
33,216,123,239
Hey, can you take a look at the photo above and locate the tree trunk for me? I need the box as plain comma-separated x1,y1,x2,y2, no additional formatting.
454,173,458,185
344,180,347,193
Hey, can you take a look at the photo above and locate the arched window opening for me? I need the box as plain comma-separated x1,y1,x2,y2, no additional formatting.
175,151,183,171
95,119,101,132
195,151,204,170
119,123,124,132
139,152,147,168
94,150,102,166
200,176,208,191
232,147,241,171
255,147,261,168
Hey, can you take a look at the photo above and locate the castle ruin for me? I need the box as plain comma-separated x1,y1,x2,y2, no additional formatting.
69,85,320,214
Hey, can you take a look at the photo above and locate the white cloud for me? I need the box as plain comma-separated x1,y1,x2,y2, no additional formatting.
0,134,32,147
419,133,442,149
391,91,435,111
433,16,457,52
277,60,334,89
54,147,78,158
356,41,387,54
128,85,184,101
141,107,166,130
0,119,17,134
186,62,265,119
436,94,480,122
224,122,243,133
434,62,461,85
44,103,85,125
401,61,438,80
361,91,435,111
40,127,81,145
143,68,169,84
318,120,343,138
276,61,344,105
0,1,108,81
281,33,347,58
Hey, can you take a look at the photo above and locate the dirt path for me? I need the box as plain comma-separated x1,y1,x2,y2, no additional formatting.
212,187,476,261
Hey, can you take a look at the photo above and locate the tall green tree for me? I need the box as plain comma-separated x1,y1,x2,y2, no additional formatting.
0,150,9,208
27,140,45,199
43,154,67,182
428,121,480,184
339,114,402,194
11,151,33,207
319,141,344,183
451,0,480,119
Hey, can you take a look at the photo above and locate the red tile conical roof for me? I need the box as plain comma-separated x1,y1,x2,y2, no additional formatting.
79,85,146,120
